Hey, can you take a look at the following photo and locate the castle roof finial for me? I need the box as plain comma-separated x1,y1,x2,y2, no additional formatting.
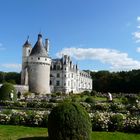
23,35,31,47
27,35,29,41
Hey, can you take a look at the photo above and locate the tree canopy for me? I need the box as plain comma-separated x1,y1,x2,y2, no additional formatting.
91,69,140,93
0,71,20,84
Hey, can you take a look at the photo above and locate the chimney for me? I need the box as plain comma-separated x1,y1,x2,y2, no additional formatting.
45,38,49,53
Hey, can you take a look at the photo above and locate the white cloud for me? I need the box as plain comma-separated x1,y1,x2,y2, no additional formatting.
132,16,140,42
0,63,21,72
137,25,140,29
0,43,6,50
136,47,140,53
137,16,140,22
57,47,140,71
132,31,140,43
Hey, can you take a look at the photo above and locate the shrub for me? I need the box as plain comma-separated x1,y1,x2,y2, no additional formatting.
92,112,109,131
109,102,125,112
93,103,108,111
90,90,98,96
48,102,92,140
0,83,17,101
85,96,95,104
121,97,129,105
82,90,91,96
108,113,124,131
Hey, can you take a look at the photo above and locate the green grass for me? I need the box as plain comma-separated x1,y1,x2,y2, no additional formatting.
94,96,107,101
0,125,140,140
91,132,140,140
0,125,48,140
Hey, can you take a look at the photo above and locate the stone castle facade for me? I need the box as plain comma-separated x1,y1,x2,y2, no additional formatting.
21,34,92,94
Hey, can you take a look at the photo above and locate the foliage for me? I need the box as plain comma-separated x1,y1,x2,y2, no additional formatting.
91,112,110,131
48,102,92,140
0,71,20,84
109,102,126,112
108,113,124,131
0,109,49,127
23,92,31,100
85,96,96,104
0,83,17,101
91,70,140,93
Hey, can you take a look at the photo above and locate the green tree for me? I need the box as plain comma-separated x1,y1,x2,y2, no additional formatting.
0,83,17,101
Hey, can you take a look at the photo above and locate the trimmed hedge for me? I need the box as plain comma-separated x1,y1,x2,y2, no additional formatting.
48,102,92,140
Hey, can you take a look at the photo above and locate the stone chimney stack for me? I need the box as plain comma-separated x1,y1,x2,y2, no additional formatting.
45,38,49,53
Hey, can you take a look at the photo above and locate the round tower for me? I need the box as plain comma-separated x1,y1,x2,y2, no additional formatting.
21,38,32,85
28,34,51,94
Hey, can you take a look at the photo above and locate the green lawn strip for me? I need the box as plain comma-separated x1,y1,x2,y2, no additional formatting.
91,132,140,140
0,125,140,140
95,96,107,101
0,125,48,140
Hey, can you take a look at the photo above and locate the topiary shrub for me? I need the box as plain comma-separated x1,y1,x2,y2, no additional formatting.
48,102,92,140
0,83,17,101
85,96,95,104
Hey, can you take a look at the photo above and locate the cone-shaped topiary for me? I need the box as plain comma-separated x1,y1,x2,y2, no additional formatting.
48,102,92,140
0,83,17,101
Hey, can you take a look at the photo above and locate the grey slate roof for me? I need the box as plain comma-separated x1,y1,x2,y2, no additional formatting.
30,34,48,57
23,39,31,48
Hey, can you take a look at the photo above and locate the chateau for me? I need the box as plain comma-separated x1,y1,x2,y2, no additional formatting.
21,34,92,94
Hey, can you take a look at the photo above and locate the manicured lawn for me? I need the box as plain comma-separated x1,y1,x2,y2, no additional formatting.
0,125,140,140
91,132,140,140
95,96,107,101
0,125,48,140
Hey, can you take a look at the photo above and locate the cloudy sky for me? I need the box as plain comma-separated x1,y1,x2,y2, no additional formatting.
1,0,140,72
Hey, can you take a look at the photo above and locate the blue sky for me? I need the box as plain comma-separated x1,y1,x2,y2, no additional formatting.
1,0,140,72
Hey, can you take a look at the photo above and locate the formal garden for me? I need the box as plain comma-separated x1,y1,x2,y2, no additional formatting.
0,83,140,139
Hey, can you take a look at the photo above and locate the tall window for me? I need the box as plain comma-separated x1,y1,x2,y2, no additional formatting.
50,80,52,85
57,73,60,78
56,80,60,86
56,65,60,70
71,73,73,78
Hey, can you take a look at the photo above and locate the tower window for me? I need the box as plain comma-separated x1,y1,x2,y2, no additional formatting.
50,80,52,85
38,57,40,60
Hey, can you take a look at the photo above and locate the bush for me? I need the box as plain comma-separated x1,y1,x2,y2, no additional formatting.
0,83,17,101
108,113,124,131
48,102,92,140
92,112,109,131
90,90,98,96
109,102,126,113
85,96,95,104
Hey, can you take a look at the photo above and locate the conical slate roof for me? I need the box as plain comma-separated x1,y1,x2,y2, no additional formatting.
30,34,47,57
23,37,31,48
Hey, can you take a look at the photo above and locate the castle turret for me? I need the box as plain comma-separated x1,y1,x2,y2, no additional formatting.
28,34,51,94
21,37,32,85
